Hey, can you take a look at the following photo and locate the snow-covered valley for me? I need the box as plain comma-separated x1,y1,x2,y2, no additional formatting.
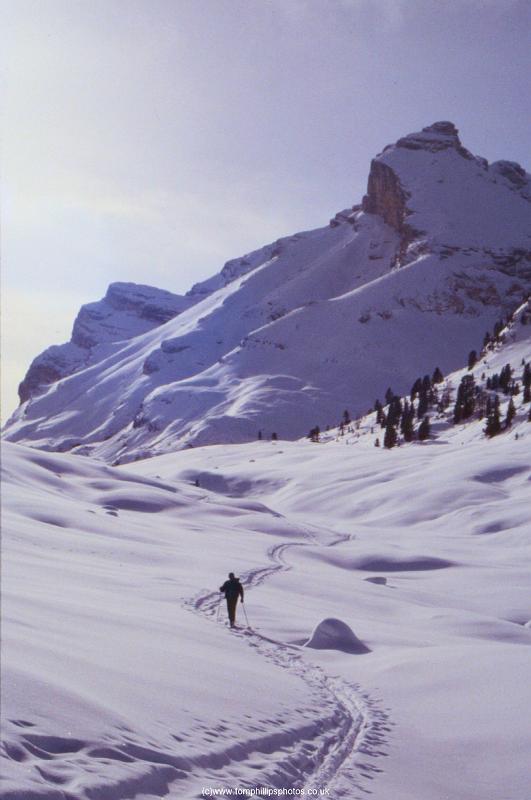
2,322,530,799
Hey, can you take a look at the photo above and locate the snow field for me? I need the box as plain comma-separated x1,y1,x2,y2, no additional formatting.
4,346,529,798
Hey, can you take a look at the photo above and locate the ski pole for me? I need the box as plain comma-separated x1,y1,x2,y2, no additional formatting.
242,602,250,628
216,597,222,623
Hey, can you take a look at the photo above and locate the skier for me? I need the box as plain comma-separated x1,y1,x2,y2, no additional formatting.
219,572,244,628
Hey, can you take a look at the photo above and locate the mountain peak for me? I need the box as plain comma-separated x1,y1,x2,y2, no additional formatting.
394,120,466,155
423,120,458,135
362,121,470,235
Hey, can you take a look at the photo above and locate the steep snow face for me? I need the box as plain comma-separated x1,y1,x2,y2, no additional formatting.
4,122,531,461
18,283,196,402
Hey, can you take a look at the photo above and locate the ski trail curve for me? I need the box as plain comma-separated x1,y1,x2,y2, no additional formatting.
185,520,391,798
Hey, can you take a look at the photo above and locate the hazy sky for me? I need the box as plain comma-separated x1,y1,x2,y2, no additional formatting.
2,0,530,421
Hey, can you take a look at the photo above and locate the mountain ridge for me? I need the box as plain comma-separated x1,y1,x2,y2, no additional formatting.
4,121,530,462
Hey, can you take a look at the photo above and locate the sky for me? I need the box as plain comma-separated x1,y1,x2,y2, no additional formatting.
2,0,530,422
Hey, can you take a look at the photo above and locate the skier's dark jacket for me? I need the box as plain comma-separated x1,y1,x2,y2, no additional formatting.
220,577,244,601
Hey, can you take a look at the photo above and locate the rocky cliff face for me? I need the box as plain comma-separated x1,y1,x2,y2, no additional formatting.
362,159,409,232
5,122,531,461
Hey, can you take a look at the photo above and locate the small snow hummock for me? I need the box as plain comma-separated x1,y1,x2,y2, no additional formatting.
304,618,370,654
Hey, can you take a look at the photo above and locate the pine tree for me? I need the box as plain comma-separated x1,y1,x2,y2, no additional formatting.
417,385,429,419
418,416,431,441
383,420,397,449
499,364,513,394
468,350,477,369
400,400,415,442
410,377,422,400
343,409,351,425
385,387,394,404
462,377,476,418
484,396,501,437
476,388,487,419
308,426,320,442
271,432,278,441
258,430,262,440
374,437,380,447
505,398,516,428
388,396,403,427
432,367,444,384
453,374,476,423
438,388,451,412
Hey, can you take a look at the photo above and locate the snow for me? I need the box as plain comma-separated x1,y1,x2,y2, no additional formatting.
1,121,531,798
1,443,337,798
2,325,530,798
304,619,370,655
4,122,530,461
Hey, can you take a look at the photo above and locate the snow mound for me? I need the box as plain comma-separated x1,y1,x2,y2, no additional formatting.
304,618,370,654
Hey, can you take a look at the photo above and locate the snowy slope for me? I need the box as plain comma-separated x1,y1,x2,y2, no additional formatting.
17,283,196,403
2,326,530,799
4,122,530,462
311,299,531,450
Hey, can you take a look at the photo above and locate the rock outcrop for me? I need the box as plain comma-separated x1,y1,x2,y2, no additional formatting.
395,120,470,155
362,159,409,232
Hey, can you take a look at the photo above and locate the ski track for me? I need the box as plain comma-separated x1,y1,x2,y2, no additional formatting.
0,527,391,800
185,521,392,799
